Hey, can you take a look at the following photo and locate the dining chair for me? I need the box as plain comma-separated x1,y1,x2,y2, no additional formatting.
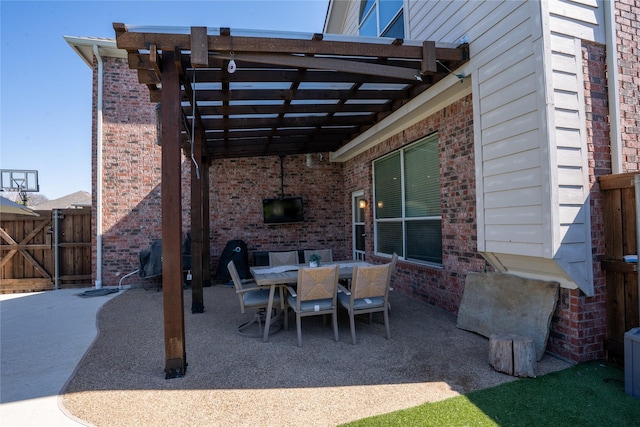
337,263,392,344
286,264,340,347
228,260,283,337
303,249,333,264
268,250,299,266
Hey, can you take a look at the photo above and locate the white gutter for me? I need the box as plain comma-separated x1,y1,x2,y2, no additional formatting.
93,44,104,289
604,0,623,174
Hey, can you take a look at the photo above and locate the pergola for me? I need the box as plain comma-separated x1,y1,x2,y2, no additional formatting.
113,23,469,378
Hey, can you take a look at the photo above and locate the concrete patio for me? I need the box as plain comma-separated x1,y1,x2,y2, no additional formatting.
0,283,571,426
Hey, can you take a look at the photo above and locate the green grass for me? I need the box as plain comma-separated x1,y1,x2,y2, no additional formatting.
342,361,640,426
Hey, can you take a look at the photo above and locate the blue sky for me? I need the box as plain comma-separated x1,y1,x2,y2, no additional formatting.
0,0,330,200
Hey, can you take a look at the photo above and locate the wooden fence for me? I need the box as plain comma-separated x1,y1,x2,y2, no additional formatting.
0,207,91,293
600,172,640,360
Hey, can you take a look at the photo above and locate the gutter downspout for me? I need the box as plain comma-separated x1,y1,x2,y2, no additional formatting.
604,0,623,174
93,44,103,289
636,175,640,324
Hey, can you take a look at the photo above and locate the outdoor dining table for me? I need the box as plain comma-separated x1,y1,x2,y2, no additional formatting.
249,261,371,342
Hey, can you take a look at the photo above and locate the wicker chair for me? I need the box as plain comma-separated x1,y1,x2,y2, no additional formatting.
338,263,392,344
268,251,299,266
286,265,340,347
303,249,333,264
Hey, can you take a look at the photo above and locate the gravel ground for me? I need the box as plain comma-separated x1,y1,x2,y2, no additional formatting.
62,285,570,426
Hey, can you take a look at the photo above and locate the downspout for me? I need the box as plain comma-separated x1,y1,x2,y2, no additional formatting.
93,44,103,289
604,0,623,174
636,175,640,325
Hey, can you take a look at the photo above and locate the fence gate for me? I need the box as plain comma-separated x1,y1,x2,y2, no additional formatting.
0,207,91,293
600,172,640,361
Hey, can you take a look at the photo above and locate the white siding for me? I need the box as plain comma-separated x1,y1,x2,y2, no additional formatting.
549,32,594,293
341,1,360,36
548,0,605,43
326,0,601,294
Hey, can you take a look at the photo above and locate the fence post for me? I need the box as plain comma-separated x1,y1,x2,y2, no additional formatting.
54,209,60,290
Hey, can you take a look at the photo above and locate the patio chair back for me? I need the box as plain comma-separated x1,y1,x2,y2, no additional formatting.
303,249,333,264
268,251,298,266
339,263,392,344
286,265,340,346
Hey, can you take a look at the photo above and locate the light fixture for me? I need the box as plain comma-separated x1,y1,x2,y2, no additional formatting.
306,153,324,167
358,199,367,209
227,52,236,73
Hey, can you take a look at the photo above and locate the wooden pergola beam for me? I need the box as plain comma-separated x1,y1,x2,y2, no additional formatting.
160,49,186,379
213,52,422,82
114,25,426,58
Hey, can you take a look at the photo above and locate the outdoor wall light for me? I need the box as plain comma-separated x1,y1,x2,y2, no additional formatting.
358,199,367,209
306,153,324,167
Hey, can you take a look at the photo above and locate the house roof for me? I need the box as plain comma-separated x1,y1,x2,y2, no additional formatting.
112,24,469,160
32,191,91,210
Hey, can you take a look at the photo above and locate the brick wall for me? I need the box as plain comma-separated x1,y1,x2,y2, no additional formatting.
208,154,348,272
343,95,486,313
617,0,640,169
93,59,348,286
92,57,163,286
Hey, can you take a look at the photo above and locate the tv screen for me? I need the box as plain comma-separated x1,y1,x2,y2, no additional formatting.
263,197,304,224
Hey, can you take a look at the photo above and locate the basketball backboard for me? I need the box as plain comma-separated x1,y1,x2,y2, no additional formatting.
0,169,39,192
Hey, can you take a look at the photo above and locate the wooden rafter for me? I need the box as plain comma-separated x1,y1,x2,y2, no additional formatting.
114,22,469,159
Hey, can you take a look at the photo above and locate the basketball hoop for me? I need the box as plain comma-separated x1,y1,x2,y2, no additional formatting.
0,169,39,206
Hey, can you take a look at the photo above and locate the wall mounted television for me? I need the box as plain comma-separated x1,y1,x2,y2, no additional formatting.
263,197,304,224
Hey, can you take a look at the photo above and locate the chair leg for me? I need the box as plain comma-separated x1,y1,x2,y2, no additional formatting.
296,313,302,347
237,311,265,337
283,306,289,331
349,311,357,344
383,307,391,339
257,313,263,335
332,310,339,342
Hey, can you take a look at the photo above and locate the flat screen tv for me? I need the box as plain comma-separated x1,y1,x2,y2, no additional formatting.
263,197,304,224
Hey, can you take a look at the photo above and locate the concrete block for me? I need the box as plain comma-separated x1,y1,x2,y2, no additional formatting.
457,272,559,361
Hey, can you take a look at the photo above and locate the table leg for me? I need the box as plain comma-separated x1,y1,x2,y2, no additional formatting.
263,283,276,342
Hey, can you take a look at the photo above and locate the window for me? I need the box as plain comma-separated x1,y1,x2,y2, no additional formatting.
359,0,404,38
373,134,442,264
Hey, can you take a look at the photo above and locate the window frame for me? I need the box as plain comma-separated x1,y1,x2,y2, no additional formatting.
372,134,442,266
358,0,405,38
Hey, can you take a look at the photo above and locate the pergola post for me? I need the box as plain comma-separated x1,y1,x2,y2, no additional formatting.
191,128,205,313
201,157,211,288
160,50,186,379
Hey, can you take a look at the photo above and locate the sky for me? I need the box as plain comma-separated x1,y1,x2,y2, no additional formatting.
0,0,330,200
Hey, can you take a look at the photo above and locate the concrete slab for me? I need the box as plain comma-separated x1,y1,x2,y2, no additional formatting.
0,288,120,426
456,272,559,361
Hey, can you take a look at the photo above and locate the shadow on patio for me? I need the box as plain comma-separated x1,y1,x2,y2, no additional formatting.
62,285,570,426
